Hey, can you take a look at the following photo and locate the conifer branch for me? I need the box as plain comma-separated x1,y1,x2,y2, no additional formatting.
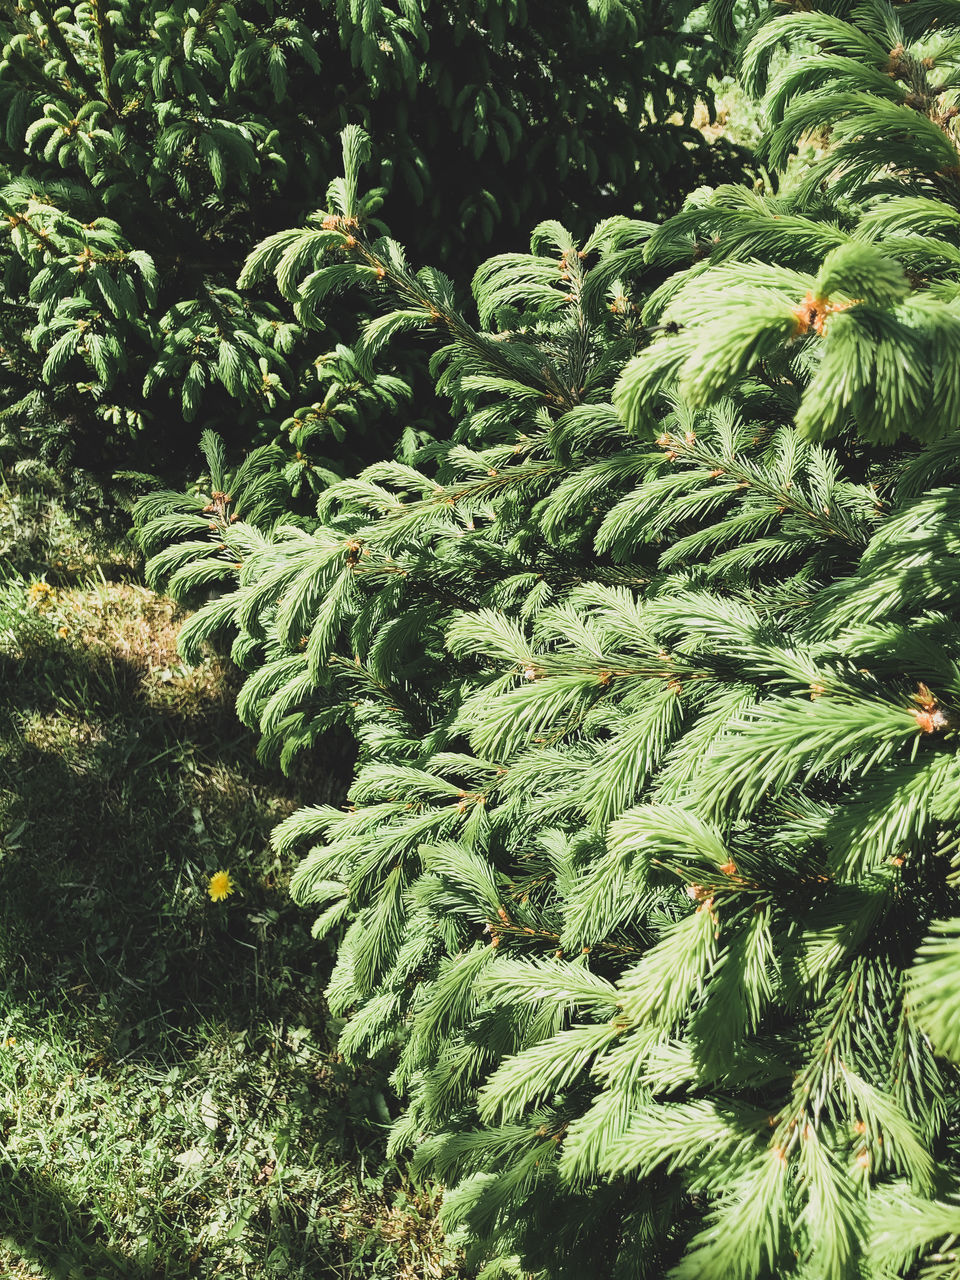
88,0,117,111
31,0,101,101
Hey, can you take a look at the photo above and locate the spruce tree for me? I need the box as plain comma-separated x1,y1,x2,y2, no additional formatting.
0,0,743,482
141,1,960,1274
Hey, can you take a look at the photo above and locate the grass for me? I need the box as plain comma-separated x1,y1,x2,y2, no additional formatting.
0,479,462,1280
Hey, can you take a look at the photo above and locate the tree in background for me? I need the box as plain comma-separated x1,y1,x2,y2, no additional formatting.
0,0,745,489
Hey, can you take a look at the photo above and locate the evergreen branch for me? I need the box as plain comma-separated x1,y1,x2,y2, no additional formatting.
30,0,102,101
89,0,117,111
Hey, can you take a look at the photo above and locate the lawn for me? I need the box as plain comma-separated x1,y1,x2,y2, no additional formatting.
0,478,458,1279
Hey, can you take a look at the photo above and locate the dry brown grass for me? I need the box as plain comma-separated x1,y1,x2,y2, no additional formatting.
60,580,229,706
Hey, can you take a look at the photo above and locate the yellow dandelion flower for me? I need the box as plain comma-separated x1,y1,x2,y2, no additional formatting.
27,581,55,609
58,626,69,638
207,870,235,902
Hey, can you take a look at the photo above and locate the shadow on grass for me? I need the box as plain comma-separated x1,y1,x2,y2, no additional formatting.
0,614,446,1279
0,1162,159,1280
0,620,349,1034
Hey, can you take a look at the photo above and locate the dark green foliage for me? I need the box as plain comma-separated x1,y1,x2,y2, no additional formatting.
0,0,746,479
139,1,960,1276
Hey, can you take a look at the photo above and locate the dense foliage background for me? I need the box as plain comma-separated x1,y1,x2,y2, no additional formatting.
0,0,745,487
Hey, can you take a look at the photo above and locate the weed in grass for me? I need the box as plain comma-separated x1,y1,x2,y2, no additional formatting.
0,528,463,1279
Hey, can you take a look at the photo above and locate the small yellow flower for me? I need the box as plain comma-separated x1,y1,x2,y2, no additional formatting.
207,870,235,902
58,626,69,638
27,581,56,609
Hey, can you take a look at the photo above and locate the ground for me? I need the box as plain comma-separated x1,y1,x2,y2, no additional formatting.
0,476,460,1280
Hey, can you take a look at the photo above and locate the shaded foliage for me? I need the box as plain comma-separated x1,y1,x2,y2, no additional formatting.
0,0,747,481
